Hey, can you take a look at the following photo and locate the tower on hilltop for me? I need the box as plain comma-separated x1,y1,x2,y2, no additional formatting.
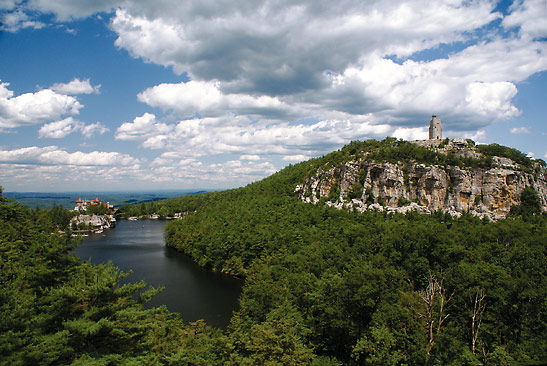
429,114,442,140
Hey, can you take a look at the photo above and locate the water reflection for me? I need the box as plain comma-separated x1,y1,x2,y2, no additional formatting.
74,219,242,328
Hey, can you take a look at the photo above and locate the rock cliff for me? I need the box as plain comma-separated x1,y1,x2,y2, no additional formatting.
70,214,116,232
295,139,547,220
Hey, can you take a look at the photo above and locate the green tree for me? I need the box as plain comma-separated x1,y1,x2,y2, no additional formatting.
510,187,542,219
230,301,314,365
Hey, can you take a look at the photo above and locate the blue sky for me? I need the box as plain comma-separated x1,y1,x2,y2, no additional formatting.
1,0,546,192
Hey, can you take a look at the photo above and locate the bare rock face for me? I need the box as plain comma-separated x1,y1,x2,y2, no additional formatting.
295,148,547,220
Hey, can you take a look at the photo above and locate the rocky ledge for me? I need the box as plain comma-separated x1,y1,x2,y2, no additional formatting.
295,139,547,220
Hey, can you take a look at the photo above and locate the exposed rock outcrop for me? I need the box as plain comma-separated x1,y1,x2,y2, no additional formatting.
295,141,547,220
70,214,116,232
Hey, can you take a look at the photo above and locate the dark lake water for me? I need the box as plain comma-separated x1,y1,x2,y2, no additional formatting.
74,219,242,328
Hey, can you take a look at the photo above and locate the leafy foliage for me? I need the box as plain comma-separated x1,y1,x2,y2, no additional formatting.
510,187,542,219
83,204,111,215
477,143,533,168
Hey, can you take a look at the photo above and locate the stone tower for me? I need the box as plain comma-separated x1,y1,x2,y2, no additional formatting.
429,114,442,140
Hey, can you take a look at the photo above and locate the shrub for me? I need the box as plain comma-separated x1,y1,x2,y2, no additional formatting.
348,183,364,200
398,197,411,206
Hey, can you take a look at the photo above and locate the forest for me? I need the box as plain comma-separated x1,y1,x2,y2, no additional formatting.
1,138,546,365
0,188,231,365
161,145,547,365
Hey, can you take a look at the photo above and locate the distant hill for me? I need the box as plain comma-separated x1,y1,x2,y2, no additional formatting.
3,190,209,210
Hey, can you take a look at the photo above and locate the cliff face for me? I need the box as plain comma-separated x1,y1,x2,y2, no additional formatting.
70,214,116,232
295,141,547,220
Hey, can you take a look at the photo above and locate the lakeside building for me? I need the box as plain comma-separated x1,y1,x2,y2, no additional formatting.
74,198,114,212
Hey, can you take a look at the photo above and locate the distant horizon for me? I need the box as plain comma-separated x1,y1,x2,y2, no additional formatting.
3,189,215,210
4,188,217,194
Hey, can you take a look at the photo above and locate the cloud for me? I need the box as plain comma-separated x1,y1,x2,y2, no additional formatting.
0,146,275,190
115,113,172,142
465,81,519,119
0,146,140,166
0,162,146,192
81,122,109,138
0,9,45,32
240,155,261,161
282,155,311,162
391,127,428,141
24,0,118,21
138,80,296,120
321,36,545,129
133,34,546,134
0,82,83,129
8,1,547,133
38,118,110,139
116,113,391,158
460,130,487,143
111,1,546,133
110,1,501,94
502,0,547,39
50,78,101,95
147,155,278,185
38,117,84,138
0,0,18,10
510,127,531,134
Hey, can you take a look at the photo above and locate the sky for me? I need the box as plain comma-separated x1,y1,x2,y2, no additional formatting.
0,0,546,192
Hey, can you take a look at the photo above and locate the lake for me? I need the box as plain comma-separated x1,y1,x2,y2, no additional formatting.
74,219,242,328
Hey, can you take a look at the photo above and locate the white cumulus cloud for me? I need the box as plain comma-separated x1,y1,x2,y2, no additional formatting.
465,81,519,119
81,122,109,138
115,113,173,142
144,155,278,186
392,127,428,141
38,118,110,139
0,146,140,166
138,80,296,120
282,155,311,162
3,0,547,188
24,0,118,21
503,0,547,39
0,82,82,129
0,0,18,10
50,78,101,95
110,1,501,91
7,0,547,134
38,117,84,138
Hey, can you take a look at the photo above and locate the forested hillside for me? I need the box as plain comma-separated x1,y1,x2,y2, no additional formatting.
161,139,547,364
